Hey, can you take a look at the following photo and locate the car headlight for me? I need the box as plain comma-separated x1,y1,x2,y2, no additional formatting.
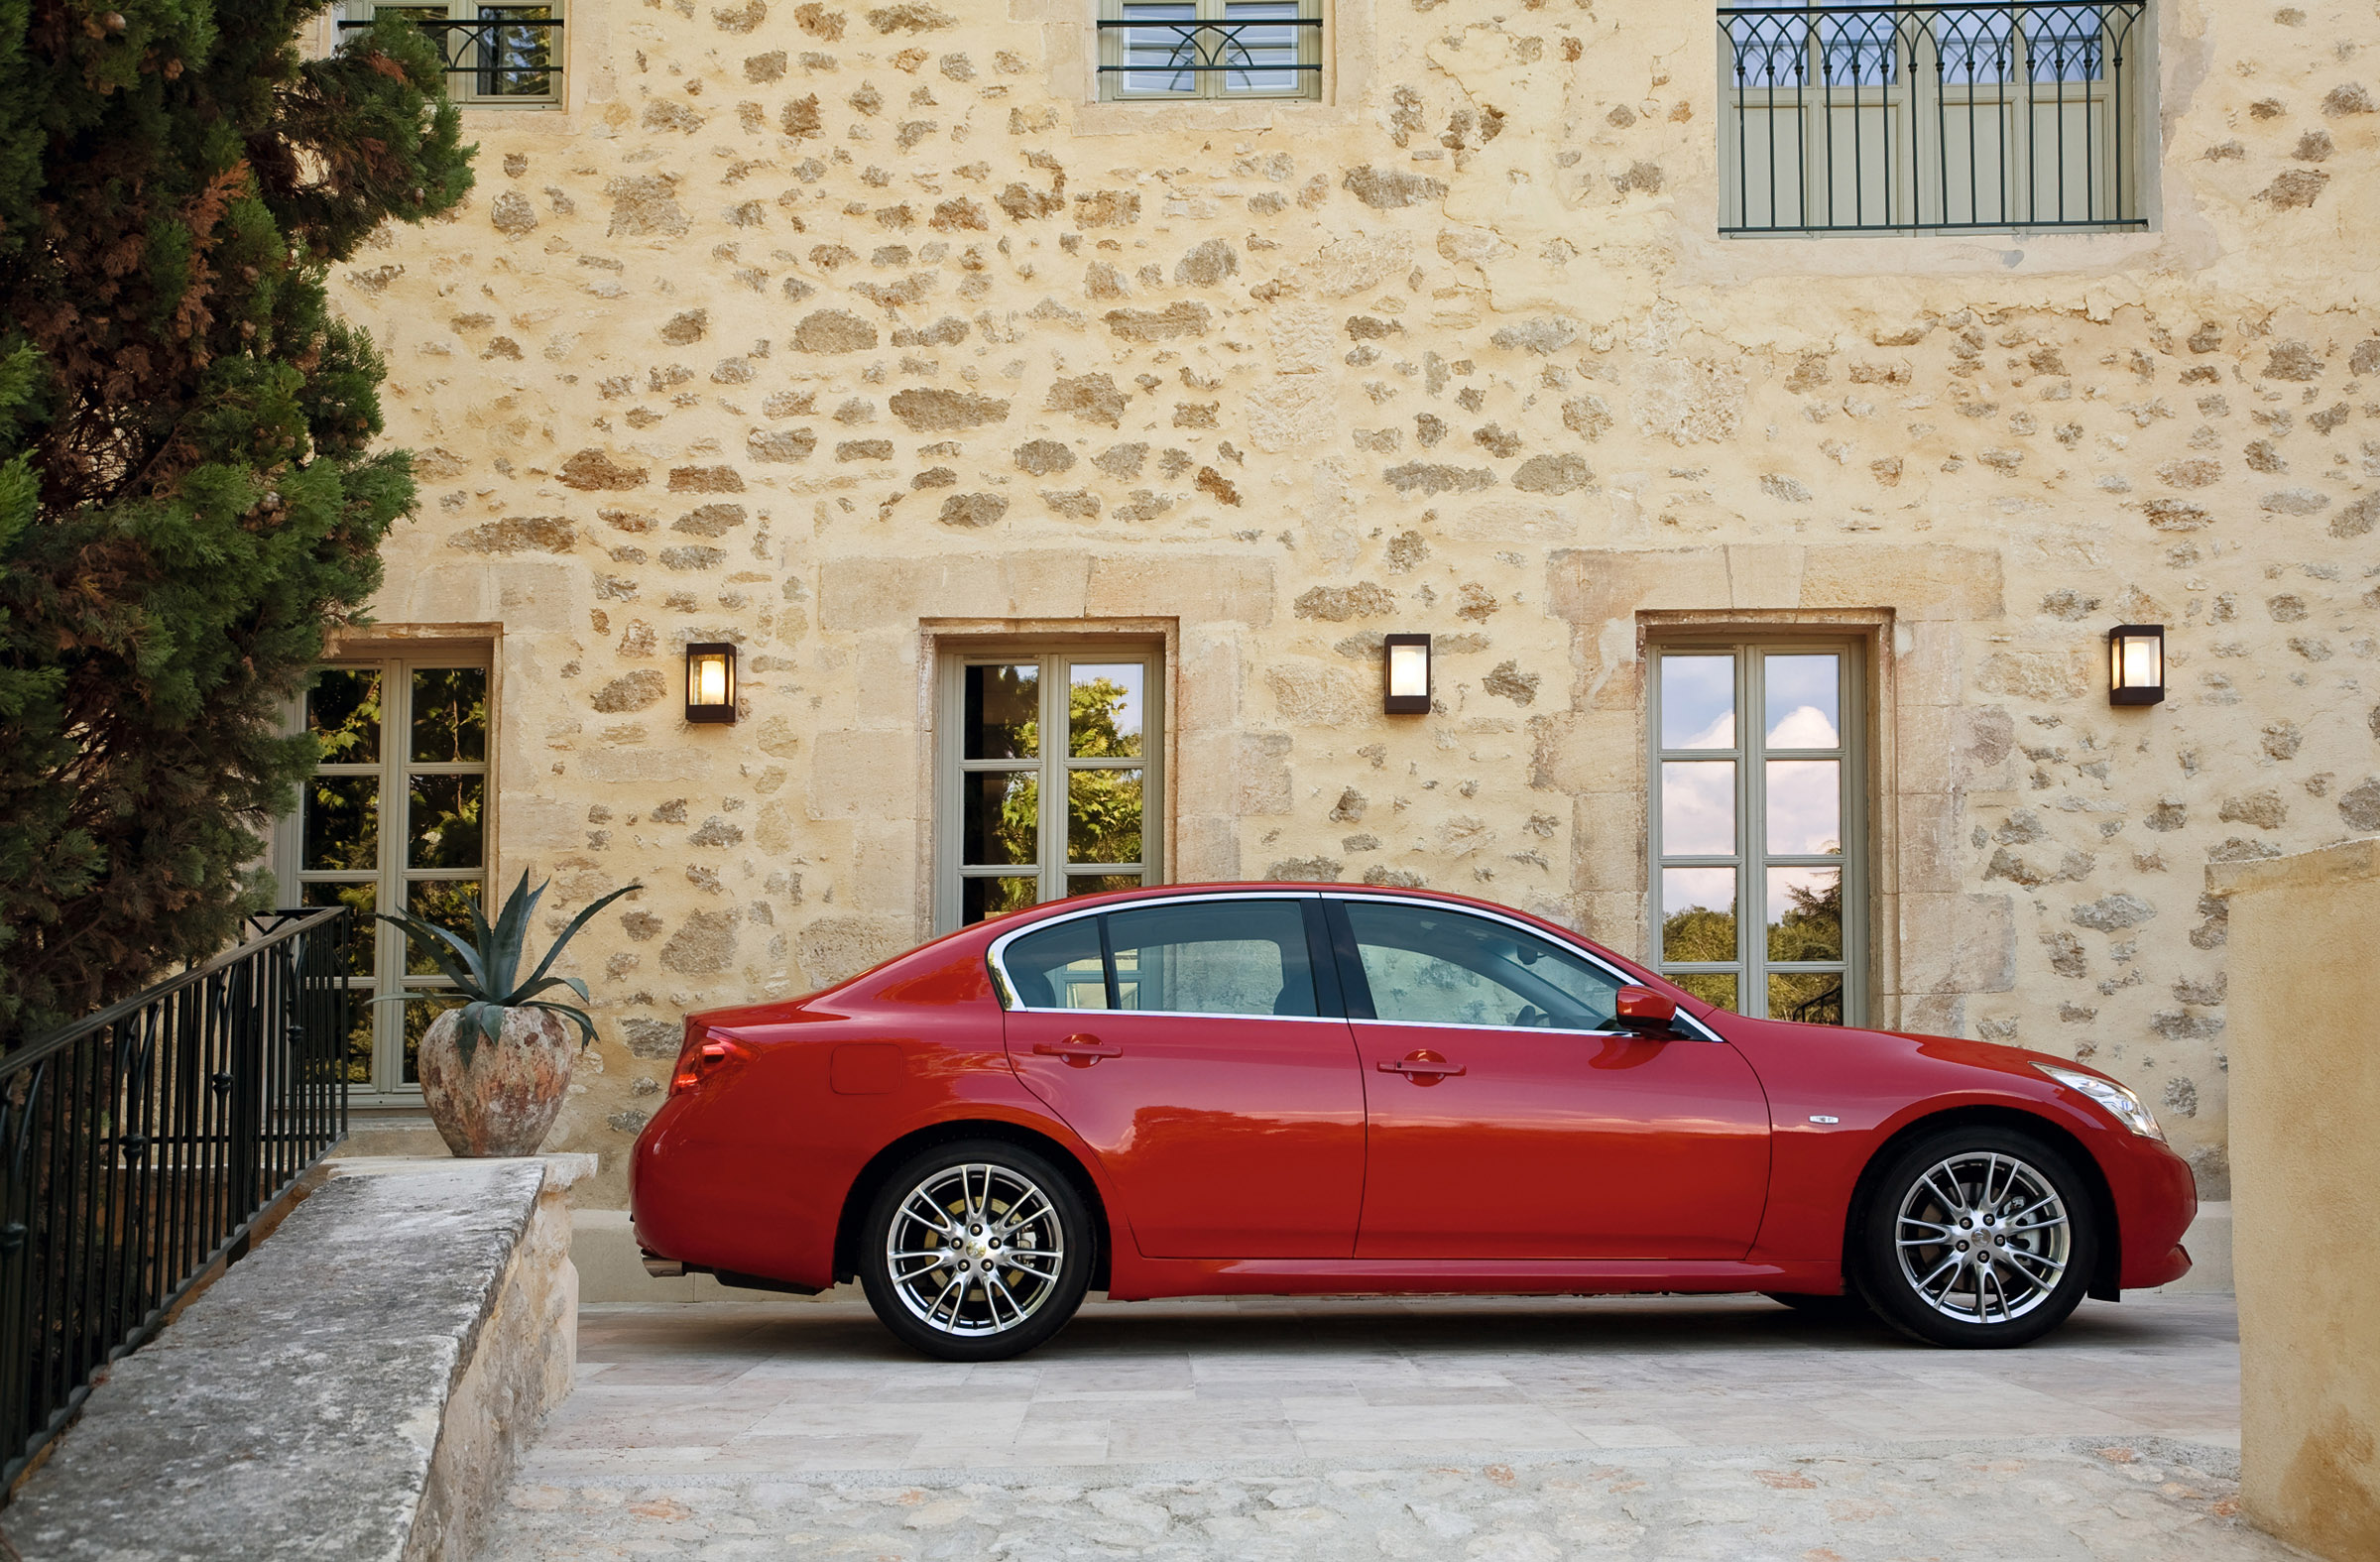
2035,1062,2165,1141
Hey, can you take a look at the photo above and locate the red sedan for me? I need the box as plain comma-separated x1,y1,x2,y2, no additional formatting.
632,885,2196,1361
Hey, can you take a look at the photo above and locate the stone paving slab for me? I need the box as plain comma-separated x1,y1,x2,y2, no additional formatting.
481,1290,2296,1559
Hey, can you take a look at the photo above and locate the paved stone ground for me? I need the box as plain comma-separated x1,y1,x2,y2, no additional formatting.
483,1290,2304,1560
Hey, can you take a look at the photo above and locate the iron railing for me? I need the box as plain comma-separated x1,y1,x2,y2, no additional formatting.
0,908,350,1492
1718,2,2146,233
1097,12,1321,99
337,13,561,99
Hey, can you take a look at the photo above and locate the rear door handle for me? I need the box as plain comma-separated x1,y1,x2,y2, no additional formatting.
1034,1034,1122,1066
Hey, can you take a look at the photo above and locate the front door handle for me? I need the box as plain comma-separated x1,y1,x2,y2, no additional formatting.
1034,1034,1122,1066
1378,1051,1465,1082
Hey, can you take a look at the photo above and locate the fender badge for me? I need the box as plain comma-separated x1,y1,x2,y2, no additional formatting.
1808,1115,1840,1125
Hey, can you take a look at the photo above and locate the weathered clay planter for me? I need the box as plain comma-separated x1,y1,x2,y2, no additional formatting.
417,1007,573,1157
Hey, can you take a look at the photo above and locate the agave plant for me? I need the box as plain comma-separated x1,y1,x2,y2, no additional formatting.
378,872,643,1067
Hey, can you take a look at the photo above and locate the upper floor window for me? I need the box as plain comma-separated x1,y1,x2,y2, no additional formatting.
1650,642,1863,1025
1718,1,2147,234
1097,0,1322,102
341,0,561,105
936,647,1162,929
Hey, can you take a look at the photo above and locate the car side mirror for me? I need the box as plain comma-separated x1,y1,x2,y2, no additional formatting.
1610,985,1680,1035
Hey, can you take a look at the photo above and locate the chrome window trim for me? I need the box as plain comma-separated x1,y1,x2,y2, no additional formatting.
986,889,1726,1041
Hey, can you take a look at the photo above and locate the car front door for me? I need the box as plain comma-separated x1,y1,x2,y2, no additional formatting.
999,896,1366,1259
1330,897,1772,1262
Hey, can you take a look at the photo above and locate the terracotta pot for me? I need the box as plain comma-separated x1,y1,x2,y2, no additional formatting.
417,1006,574,1157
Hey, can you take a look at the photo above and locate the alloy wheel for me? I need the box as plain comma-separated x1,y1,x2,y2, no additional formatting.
1892,1149,2072,1325
884,1161,1068,1338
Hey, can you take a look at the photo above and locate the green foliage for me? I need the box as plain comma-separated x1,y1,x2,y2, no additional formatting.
377,872,644,1068
0,0,473,1042
981,677,1146,873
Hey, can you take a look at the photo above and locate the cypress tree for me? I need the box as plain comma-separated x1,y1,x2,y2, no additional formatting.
0,0,473,1041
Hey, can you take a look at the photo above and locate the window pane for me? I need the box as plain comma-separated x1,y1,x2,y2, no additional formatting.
339,999,376,1086
408,774,485,868
1770,971,1845,1026
962,772,1038,866
1344,901,1620,1031
307,669,382,764
411,667,488,763
1221,1,1301,93
1673,972,1739,1013
1934,5,2013,84
1820,8,1898,85
964,875,1041,927
1661,761,1736,857
1107,901,1317,1017
1763,654,1841,748
1767,866,1844,963
1764,760,1842,855
301,881,378,978
2026,5,2104,82
1068,873,1141,897
302,777,380,873
405,879,484,976
478,3,554,96
1119,3,1198,94
1067,769,1143,865
1660,656,1735,749
964,663,1039,760
1069,662,1144,758
1001,915,1107,1007
1660,867,1738,964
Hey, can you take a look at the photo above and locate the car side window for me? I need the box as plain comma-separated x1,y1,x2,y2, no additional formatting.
1000,916,1110,1010
1340,901,1623,1032
1104,901,1319,1018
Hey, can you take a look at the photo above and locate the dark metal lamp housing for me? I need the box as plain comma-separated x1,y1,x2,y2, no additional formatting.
685,643,738,723
1383,633,1432,715
2108,625,2165,707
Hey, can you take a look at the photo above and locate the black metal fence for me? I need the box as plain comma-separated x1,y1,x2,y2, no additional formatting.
1719,2,2147,233
337,13,561,99
0,909,350,1492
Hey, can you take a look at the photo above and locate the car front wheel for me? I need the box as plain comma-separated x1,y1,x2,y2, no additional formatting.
1855,1127,2097,1349
859,1140,1093,1362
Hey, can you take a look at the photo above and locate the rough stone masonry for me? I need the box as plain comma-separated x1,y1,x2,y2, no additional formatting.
321,0,2380,1209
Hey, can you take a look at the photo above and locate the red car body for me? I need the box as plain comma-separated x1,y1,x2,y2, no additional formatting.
631,885,2195,1304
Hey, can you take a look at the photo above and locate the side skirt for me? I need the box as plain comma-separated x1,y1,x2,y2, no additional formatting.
1103,1256,1842,1303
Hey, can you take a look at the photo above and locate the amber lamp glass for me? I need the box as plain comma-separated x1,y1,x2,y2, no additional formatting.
1383,634,1432,715
2108,625,2165,707
685,643,738,723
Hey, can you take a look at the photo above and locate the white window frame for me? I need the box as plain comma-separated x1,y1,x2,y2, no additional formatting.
274,652,493,1102
344,0,562,107
1647,639,1867,1024
933,645,1164,934
1719,1,2145,233
1096,0,1323,104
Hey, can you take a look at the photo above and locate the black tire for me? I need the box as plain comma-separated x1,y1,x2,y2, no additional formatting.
1763,1290,1873,1324
859,1139,1093,1362
1853,1125,2097,1349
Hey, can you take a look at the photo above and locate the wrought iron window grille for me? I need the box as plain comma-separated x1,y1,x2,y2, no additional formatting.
0,909,350,1490
1718,1,2147,234
337,12,562,100
1097,12,1322,100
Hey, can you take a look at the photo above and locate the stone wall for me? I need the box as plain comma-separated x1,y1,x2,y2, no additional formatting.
324,0,2380,1203
2217,840,2380,1559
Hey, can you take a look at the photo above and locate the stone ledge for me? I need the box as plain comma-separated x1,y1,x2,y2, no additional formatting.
7,1155,586,1562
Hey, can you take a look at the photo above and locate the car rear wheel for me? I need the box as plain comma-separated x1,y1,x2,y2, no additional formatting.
860,1140,1093,1362
1855,1126,2097,1348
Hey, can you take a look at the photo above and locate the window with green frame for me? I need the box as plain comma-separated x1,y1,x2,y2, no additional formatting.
1649,642,1863,1024
280,657,490,1096
1097,0,1322,102
938,648,1162,931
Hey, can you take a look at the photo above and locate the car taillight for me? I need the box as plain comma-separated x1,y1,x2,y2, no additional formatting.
668,1029,751,1097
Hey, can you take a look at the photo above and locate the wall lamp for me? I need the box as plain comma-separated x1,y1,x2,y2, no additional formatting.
685,643,738,723
1383,633,1432,715
2108,625,2165,707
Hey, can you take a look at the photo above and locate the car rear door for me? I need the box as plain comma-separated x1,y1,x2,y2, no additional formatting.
998,896,1367,1259
1329,897,1772,1262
